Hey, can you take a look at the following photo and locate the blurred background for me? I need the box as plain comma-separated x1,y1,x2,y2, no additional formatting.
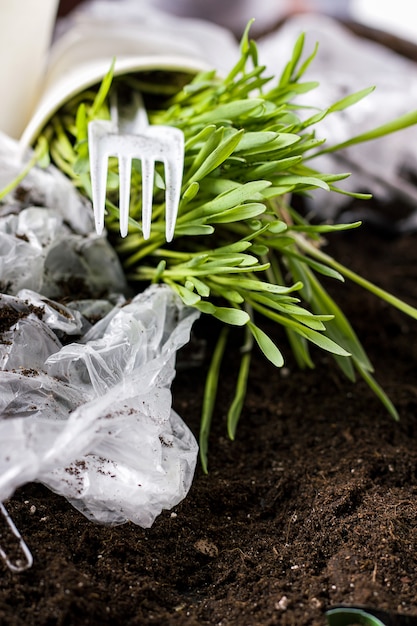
57,0,417,44
351,0,417,43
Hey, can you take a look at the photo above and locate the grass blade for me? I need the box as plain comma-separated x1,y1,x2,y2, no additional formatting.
200,328,229,473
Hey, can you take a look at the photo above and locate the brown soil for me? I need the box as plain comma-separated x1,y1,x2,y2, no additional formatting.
0,224,417,626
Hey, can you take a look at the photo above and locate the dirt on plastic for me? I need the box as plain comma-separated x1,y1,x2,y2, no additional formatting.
1,223,417,625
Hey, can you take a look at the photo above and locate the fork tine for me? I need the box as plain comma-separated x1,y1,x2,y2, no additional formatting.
141,157,155,240
164,158,183,243
91,153,108,235
88,122,110,236
118,154,132,238
158,127,184,242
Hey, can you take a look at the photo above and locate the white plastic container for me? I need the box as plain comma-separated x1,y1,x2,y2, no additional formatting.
18,6,238,152
0,0,59,139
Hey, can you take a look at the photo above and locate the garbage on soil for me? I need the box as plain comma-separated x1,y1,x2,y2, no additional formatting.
0,134,199,535
0,285,199,527
4,2,417,567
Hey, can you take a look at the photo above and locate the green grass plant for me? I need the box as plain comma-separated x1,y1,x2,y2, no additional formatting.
16,24,417,470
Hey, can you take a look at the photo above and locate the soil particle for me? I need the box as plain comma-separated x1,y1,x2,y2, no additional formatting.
1,226,417,625
0,302,43,338
0,305,22,336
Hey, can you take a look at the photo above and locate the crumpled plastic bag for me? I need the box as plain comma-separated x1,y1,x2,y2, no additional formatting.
0,133,93,235
0,284,200,527
0,206,128,298
0,134,200,528
0,133,129,299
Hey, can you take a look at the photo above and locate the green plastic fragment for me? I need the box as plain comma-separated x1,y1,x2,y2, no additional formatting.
326,608,387,626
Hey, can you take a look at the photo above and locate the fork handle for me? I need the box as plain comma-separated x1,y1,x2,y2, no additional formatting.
130,91,149,131
112,90,149,133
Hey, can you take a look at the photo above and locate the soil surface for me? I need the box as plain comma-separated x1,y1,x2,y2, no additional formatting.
0,223,417,626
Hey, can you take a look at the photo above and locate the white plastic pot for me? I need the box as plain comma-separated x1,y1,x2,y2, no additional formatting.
0,0,59,139
18,5,238,151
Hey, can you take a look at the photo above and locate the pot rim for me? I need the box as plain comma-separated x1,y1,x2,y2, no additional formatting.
19,54,210,154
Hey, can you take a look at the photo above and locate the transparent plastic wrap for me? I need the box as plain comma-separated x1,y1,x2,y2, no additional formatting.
0,133,129,299
0,285,200,527
0,205,128,299
0,135,200,547
0,133,93,235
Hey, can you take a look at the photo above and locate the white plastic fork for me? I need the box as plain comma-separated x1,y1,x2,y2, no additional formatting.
88,91,184,241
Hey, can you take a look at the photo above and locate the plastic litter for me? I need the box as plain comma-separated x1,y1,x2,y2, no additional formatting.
0,134,128,300
0,284,199,527
326,605,417,626
0,503,33,573
0,133,93,235
0,205,128,299
0,134,200,570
